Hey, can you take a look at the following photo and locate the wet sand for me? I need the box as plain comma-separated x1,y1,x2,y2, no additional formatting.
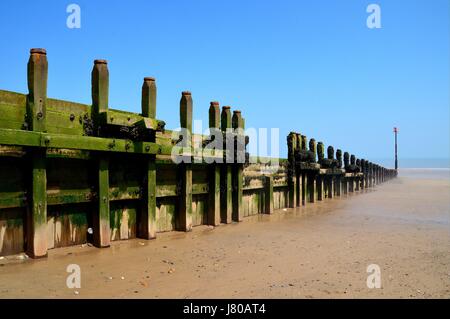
1,169,449,298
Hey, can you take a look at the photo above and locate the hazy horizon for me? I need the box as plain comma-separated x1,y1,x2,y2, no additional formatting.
372,158,449,169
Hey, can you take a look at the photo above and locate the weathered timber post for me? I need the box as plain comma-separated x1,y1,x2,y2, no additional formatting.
141,77,156,118
342,151,349,194
379,166,382,184
138,77,157,239
208,101,221,226
287,132,297,208
326,146,334,198
26,48,48,258
335,149,343,196
178,91,193,231
360,159,366,189
373,164,377,185
364,159,369,188
344,152,353,192
380,166,383,183
355,159,361,191
371,162,375,186
317,142,327,196
91,59,109,129
307,138,317,203
264,175,274,214
316,174,324,200
376,165,380,184
295,133,302,206
300,135,308,205
232,110,244,222
221,106,233,223
91,59,111,248
368,162,373,187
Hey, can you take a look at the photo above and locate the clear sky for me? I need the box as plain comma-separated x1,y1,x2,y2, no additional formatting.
0,0,448,167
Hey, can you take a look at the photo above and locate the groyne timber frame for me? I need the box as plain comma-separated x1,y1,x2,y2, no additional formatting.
0,49,396,258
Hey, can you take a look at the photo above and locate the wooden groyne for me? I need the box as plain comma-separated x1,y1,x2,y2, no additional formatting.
0,49,396,258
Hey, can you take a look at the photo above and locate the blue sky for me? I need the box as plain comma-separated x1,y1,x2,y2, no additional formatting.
0,0,448,167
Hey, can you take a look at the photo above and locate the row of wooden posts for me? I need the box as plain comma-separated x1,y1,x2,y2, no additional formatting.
284,132,397,211
0,49,396,258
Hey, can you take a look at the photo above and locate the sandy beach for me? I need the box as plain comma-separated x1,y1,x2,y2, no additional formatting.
0,169,449,298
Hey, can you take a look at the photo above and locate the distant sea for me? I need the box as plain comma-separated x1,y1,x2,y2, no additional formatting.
398,168,450,180
373,158,450,169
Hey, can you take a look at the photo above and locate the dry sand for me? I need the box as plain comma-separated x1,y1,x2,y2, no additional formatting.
0,169,449,298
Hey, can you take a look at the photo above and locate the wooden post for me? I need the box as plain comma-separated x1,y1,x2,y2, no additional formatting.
342,177,348,195
26,48,48,258
178,91,193,231
264,175,274,214
138,77,157,239
91,59,109,130
208,101,221,226
220,106,233,223
91,59,111,247
355,159,361,191
94,158,110,247
327,176,333,198
297,134,304,206
348,177,354,192
141,77,156,118
364,160,369,188
300,172,306,204
287,132,297,208
232,110,244,222
360,159,366,189
307,172,315,203
316,175,323,200
335,176,341,196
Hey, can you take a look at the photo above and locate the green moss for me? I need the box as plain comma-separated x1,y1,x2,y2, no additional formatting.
69,212,87,227
6,218,23,228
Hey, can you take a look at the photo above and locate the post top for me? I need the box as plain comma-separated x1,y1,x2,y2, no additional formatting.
144,77,155,82
94,59,107,65
210,101,219,106
182,91,191,96
30,48,46,55
233,110,241,114
222,106,231,110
